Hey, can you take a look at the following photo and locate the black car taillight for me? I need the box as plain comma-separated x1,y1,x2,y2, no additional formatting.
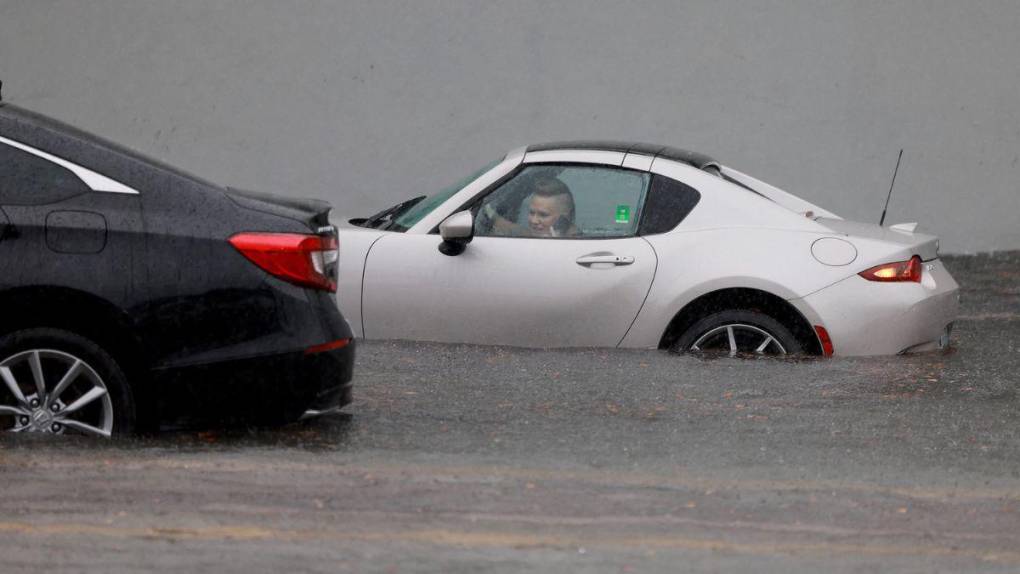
229,232,338,292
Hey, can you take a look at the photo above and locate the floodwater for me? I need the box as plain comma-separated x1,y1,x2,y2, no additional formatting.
1,252,1018,573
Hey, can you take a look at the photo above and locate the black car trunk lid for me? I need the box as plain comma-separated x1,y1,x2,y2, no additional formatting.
225,188,332,230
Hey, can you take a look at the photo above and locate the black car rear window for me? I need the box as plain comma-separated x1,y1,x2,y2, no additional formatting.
637,175,701,235
0,142,90,205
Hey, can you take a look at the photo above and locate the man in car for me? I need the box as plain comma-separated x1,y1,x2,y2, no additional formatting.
484,177,579,237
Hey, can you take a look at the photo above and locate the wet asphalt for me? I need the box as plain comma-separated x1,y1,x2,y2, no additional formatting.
1,252,1018,573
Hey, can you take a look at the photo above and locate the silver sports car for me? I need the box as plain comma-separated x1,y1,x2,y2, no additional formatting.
337,141,959,356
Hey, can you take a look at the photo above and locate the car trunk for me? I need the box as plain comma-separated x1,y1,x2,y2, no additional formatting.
225,187,333,231
815,217,940,261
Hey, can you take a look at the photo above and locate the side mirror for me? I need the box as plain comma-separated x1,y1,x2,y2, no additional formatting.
438,211,474,256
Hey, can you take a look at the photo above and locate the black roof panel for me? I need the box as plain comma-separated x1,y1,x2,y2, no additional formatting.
0,103,217,188
526,141,717,169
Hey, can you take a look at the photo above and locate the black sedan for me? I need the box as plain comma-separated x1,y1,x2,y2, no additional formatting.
0,103,354,436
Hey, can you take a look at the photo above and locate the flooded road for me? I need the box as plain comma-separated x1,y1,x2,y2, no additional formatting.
1,252,1018,573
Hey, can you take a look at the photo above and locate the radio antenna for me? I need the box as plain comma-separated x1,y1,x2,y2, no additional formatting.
879,149,903,227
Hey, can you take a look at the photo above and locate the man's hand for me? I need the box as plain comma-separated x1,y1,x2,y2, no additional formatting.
483,203,499,221
482,203,518,235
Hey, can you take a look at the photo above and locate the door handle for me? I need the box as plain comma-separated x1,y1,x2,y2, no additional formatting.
576,253,634,267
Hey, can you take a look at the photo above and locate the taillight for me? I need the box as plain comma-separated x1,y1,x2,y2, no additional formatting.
858,255,922,283
229,232,338,292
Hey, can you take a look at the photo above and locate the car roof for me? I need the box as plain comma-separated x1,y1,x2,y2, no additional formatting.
0,102,133,153
526,141,718,170
1,102,76,131
0,102,218,188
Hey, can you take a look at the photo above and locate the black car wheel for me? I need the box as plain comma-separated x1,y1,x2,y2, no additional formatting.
674,310,802,357
0,328,135,436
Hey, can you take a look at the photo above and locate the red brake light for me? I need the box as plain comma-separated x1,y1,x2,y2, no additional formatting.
858,255,922,283
229,232,338,292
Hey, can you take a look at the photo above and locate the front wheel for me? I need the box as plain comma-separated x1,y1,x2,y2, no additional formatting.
673,310,803,357
0,329,135,437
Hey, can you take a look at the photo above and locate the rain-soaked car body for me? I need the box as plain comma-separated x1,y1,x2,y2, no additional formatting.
0,103,354,436
338,141,959,357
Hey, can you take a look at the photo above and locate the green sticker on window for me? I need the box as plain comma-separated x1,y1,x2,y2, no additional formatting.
615,205,631,224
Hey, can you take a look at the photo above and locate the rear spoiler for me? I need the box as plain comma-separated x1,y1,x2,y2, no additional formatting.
816,217,940,261
225,187,332,229
719,165,841,220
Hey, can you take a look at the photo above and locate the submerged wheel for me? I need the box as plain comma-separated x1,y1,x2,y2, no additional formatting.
0,329,135,437
674,310,802,357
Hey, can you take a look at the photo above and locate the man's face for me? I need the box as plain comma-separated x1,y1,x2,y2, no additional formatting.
528,194,569,236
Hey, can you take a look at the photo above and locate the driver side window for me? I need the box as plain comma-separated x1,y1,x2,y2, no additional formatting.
473,164,650,239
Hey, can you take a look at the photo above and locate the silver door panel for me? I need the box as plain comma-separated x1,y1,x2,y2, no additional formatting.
362,234,657,347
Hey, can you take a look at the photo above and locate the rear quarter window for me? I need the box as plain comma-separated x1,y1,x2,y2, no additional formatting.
638,175,701,235
0,141,90,205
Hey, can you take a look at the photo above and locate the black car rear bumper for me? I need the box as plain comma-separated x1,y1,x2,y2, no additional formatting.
303,339,356,412
153,338,355,426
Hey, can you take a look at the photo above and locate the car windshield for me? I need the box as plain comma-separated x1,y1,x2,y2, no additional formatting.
387,157,503,232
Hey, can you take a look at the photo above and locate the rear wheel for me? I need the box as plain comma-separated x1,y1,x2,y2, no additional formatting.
0,329,135,437
673,310,802,357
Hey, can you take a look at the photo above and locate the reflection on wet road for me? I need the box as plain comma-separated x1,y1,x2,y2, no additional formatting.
1,253,1018,573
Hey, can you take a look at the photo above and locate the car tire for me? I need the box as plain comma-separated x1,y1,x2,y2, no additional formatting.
673,310,803,356
0,328,136,436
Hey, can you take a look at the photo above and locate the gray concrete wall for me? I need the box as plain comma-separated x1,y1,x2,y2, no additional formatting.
1,0,1017,253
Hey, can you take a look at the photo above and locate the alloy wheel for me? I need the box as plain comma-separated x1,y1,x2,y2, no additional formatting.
0,349,114,437
690,324,788,357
